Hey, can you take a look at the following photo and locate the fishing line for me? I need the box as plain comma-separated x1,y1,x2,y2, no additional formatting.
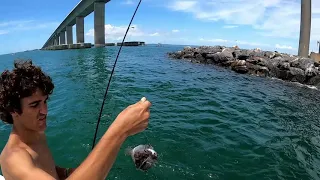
91,0,142,150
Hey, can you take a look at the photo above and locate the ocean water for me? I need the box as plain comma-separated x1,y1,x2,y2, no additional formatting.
0,45,320,180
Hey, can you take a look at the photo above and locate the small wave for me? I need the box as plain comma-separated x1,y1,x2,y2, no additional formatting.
269,77,319,90
157,162,196,177
291,82,318,90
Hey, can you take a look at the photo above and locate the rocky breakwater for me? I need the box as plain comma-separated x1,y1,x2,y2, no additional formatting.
168,46,320,88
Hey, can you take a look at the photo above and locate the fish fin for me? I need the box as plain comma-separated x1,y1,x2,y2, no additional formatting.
125,147,133,156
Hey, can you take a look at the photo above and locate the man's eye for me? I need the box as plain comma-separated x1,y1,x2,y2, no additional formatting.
30,103,38,108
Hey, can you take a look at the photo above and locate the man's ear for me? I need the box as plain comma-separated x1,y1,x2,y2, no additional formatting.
10,111,18,118
10,109,21,118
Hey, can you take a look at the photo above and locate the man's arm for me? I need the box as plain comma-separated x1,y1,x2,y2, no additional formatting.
55,166,76,180
66,98,151,180
66,126,127,180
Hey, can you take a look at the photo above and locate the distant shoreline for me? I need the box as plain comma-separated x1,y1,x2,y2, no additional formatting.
167,45,320,89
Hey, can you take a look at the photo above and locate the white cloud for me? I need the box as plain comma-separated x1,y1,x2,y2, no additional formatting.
200,38,228,43
0,30,8,35
172,29,180,33
86,24,145,38
169,1,197,11
86,24,162,41
236,40,270,47
168,0,273,25
223,25,238,29
0,20,34,27
18,22,59,31
199,38,271,47
122,0,134,5
275,44,294,50
149,32,160,36
0,20,58,34
180,37,188,40
168,0,320,42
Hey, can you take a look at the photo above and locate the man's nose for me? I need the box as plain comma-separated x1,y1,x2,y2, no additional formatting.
40,103,48,115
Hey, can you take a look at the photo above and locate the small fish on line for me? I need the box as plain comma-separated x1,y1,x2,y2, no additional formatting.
126,144,158,171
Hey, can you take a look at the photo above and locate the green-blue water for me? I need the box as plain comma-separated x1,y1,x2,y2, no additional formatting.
0,45,320,180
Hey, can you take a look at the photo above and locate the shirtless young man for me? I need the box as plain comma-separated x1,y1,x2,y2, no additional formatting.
0,60,151,180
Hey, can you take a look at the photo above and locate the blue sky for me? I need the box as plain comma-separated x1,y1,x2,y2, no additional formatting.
0,0,320,55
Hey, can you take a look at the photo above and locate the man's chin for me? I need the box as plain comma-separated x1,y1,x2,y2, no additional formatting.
38,119,47,132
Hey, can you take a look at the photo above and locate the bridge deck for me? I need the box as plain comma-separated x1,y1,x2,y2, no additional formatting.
42,0,110,48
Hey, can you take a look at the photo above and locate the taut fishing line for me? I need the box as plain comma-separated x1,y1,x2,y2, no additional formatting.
90,0,158,171
91,0,142,150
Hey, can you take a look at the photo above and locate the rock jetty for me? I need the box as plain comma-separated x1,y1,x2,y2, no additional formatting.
168,46,320,88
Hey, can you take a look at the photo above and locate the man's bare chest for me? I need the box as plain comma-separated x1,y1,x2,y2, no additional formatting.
27,145,58,178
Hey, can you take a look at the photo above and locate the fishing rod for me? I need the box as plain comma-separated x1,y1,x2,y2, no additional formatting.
91,0,143,150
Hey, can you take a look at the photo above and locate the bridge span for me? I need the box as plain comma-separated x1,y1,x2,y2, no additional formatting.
42,0,110,50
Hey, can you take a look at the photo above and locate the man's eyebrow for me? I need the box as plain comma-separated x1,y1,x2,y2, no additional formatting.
29,100,41,105
28,96,49,105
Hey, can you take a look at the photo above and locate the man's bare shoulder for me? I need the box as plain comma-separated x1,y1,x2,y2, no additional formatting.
1,147,55,180
1,134,34,165
1,147,33,175
3,146,32,164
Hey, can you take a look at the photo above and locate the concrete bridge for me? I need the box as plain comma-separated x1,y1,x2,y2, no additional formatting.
41,0,110,50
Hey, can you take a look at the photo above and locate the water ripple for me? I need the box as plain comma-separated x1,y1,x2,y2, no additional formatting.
0,46,319,179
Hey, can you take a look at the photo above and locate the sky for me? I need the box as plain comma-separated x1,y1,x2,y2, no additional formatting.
0,0,320,55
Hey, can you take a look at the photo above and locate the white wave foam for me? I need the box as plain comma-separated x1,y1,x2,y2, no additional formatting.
269,77,318,91
291,81,318,90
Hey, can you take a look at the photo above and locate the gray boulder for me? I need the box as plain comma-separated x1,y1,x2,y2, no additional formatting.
288,67,306,83
193,53,206,63
207,50,234,64
231,60,248,73
307,75,320,87
290,57,315,71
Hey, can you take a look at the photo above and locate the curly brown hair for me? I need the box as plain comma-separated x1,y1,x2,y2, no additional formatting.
0,60,54,124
